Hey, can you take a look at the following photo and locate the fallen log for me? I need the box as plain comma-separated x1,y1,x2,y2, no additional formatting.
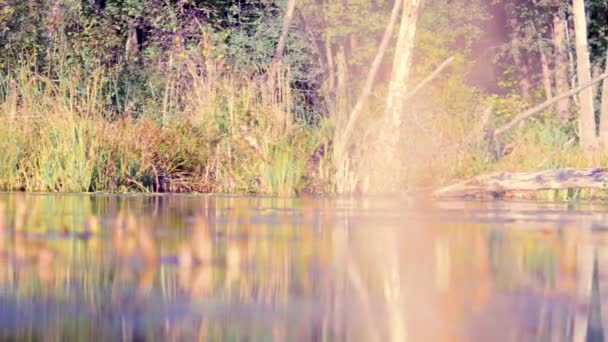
433,168,608,198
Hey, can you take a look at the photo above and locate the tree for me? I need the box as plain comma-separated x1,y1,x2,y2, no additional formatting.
505,1,533,99
274,0,299,62
572,0,597,153
539,41,553,102
552,6,571,122
383,0,421,161
599,51,608,148
335,0,403,159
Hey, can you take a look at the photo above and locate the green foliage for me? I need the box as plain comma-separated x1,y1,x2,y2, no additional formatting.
587,0,608,66
3,0,608,195
0,0,323,124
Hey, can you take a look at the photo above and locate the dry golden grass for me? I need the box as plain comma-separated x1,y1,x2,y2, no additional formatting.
0,59,329,195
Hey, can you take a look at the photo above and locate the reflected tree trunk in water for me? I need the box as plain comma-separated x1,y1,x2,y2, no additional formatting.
382,231,407,342
332,213,348,341
596,235,608,341
6,194,608,339
568,222,608,341
573,226,594,342
586,256,605,341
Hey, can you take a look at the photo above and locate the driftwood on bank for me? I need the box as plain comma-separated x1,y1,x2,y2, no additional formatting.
433,168,608,198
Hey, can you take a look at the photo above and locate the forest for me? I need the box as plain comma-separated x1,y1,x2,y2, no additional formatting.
1,0,608,196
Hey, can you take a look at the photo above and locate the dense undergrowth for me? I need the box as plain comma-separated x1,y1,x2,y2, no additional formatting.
0,60,603,197
0,61,332,196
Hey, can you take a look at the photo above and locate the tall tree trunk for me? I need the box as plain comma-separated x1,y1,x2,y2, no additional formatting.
539,42,553,102
505,2,532,99
336,46,349,125
598,57,608,149
325,38,336,94
565,17,578,91
297,11,326,72
572,0,597,153
383,0,421,155
335,0,403,158
553,10,571,122
573,226,594,342
125,23,139,61
274,0,299,62
513,48,532,99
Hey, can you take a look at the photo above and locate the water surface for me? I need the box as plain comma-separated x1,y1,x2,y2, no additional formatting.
0,193,606,341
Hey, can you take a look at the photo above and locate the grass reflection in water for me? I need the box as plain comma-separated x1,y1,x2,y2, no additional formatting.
0,194,604,341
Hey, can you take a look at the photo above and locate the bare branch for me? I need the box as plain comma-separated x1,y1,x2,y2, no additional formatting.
494,73,608,137
401,56,454,103
335,0,403,159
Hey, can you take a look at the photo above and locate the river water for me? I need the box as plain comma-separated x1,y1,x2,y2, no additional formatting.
0,193,606,341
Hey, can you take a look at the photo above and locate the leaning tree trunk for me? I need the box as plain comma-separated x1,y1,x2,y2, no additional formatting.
599,54,608,150
274,0,299,61
572,0,597,153
335,0,403,159
553,9,571,122
383,0,421,161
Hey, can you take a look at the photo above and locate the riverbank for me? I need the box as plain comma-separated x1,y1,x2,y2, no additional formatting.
1,62,602,197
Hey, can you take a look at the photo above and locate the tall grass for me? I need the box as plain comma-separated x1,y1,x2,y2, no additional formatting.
0,57,329,195
3,55,592,198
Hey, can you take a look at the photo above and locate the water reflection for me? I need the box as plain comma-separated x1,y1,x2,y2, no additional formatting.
0,194,606,340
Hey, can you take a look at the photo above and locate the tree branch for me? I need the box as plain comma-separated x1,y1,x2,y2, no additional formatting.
494,73,608,137
335,0,403,159
401,56,454,103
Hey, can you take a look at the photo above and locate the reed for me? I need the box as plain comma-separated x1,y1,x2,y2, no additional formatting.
0,58,327,195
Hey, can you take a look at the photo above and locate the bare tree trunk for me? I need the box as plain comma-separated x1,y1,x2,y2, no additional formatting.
334,0,403,158
572,0,597,153
539,42,553,101
573,227,594,342
297,11,326,72
336,46,349,124
553,10,571,122
325,37,336,94
350,34,358,56
383,0,421,156
274,0,299,62
513,48,532,99
530,1,553,104
125,23,139,61
599,57,608,149
565,17,578,92
505,2,532,99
